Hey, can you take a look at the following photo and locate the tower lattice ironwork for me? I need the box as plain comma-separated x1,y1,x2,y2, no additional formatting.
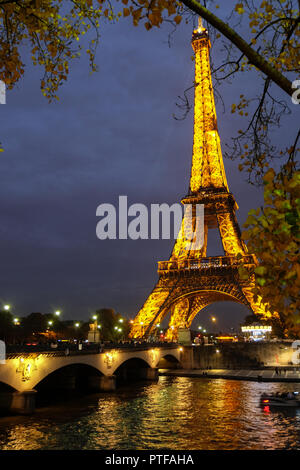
129,20,273,341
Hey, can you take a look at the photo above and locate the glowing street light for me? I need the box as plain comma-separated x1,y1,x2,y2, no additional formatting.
75,322,80,328
198,326,202,330
92,315,97,321
13,318,19,325
211,316,216,323
4,304,10,311
118,318,124,323
55,310,61,317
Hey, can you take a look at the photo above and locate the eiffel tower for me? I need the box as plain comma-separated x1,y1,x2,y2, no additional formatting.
129,19,272,341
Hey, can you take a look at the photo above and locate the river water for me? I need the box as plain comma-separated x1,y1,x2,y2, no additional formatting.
0,376,300,450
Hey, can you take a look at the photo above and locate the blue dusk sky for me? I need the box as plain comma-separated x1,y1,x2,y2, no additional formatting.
0,9,297,332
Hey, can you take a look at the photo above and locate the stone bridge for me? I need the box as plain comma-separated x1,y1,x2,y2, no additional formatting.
0,344,189,414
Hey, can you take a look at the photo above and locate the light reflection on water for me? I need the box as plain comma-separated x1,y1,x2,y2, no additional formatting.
1,377,300,450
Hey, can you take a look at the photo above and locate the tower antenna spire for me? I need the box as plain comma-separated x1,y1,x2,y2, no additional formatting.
197,16,206,33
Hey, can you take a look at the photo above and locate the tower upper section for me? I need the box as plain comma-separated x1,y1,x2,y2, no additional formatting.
189,19,229,194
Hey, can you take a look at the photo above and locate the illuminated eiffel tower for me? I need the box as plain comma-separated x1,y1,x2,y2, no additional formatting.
129,19,272,341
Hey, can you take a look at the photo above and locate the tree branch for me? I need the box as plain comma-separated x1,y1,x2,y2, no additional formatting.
181,0,294,96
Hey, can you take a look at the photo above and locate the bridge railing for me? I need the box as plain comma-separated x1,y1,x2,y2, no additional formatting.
6,341,178,358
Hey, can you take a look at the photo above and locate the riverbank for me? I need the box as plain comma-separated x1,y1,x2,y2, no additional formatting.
159,368,300,383
186,342,295,369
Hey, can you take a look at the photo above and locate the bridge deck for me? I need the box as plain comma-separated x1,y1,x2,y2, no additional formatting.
6,342,178,358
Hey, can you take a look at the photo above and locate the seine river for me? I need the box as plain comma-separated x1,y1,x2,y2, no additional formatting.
0,376,300,450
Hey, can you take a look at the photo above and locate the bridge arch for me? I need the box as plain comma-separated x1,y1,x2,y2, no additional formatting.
113,357,152,383
0,354,108,392
0,380,17,393
34,363,104,393
156,353,180,369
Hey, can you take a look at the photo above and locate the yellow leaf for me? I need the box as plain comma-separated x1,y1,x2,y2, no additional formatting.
235,3,245,14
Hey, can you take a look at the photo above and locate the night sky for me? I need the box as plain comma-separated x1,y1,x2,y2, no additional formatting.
0,10,297,332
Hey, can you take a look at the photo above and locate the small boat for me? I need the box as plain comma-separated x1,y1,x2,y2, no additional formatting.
260,392,300,407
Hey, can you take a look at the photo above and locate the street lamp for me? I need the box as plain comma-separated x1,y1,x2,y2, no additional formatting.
55,310,61,317
75,322,80,328
198,326,202,330
4,304,10,311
